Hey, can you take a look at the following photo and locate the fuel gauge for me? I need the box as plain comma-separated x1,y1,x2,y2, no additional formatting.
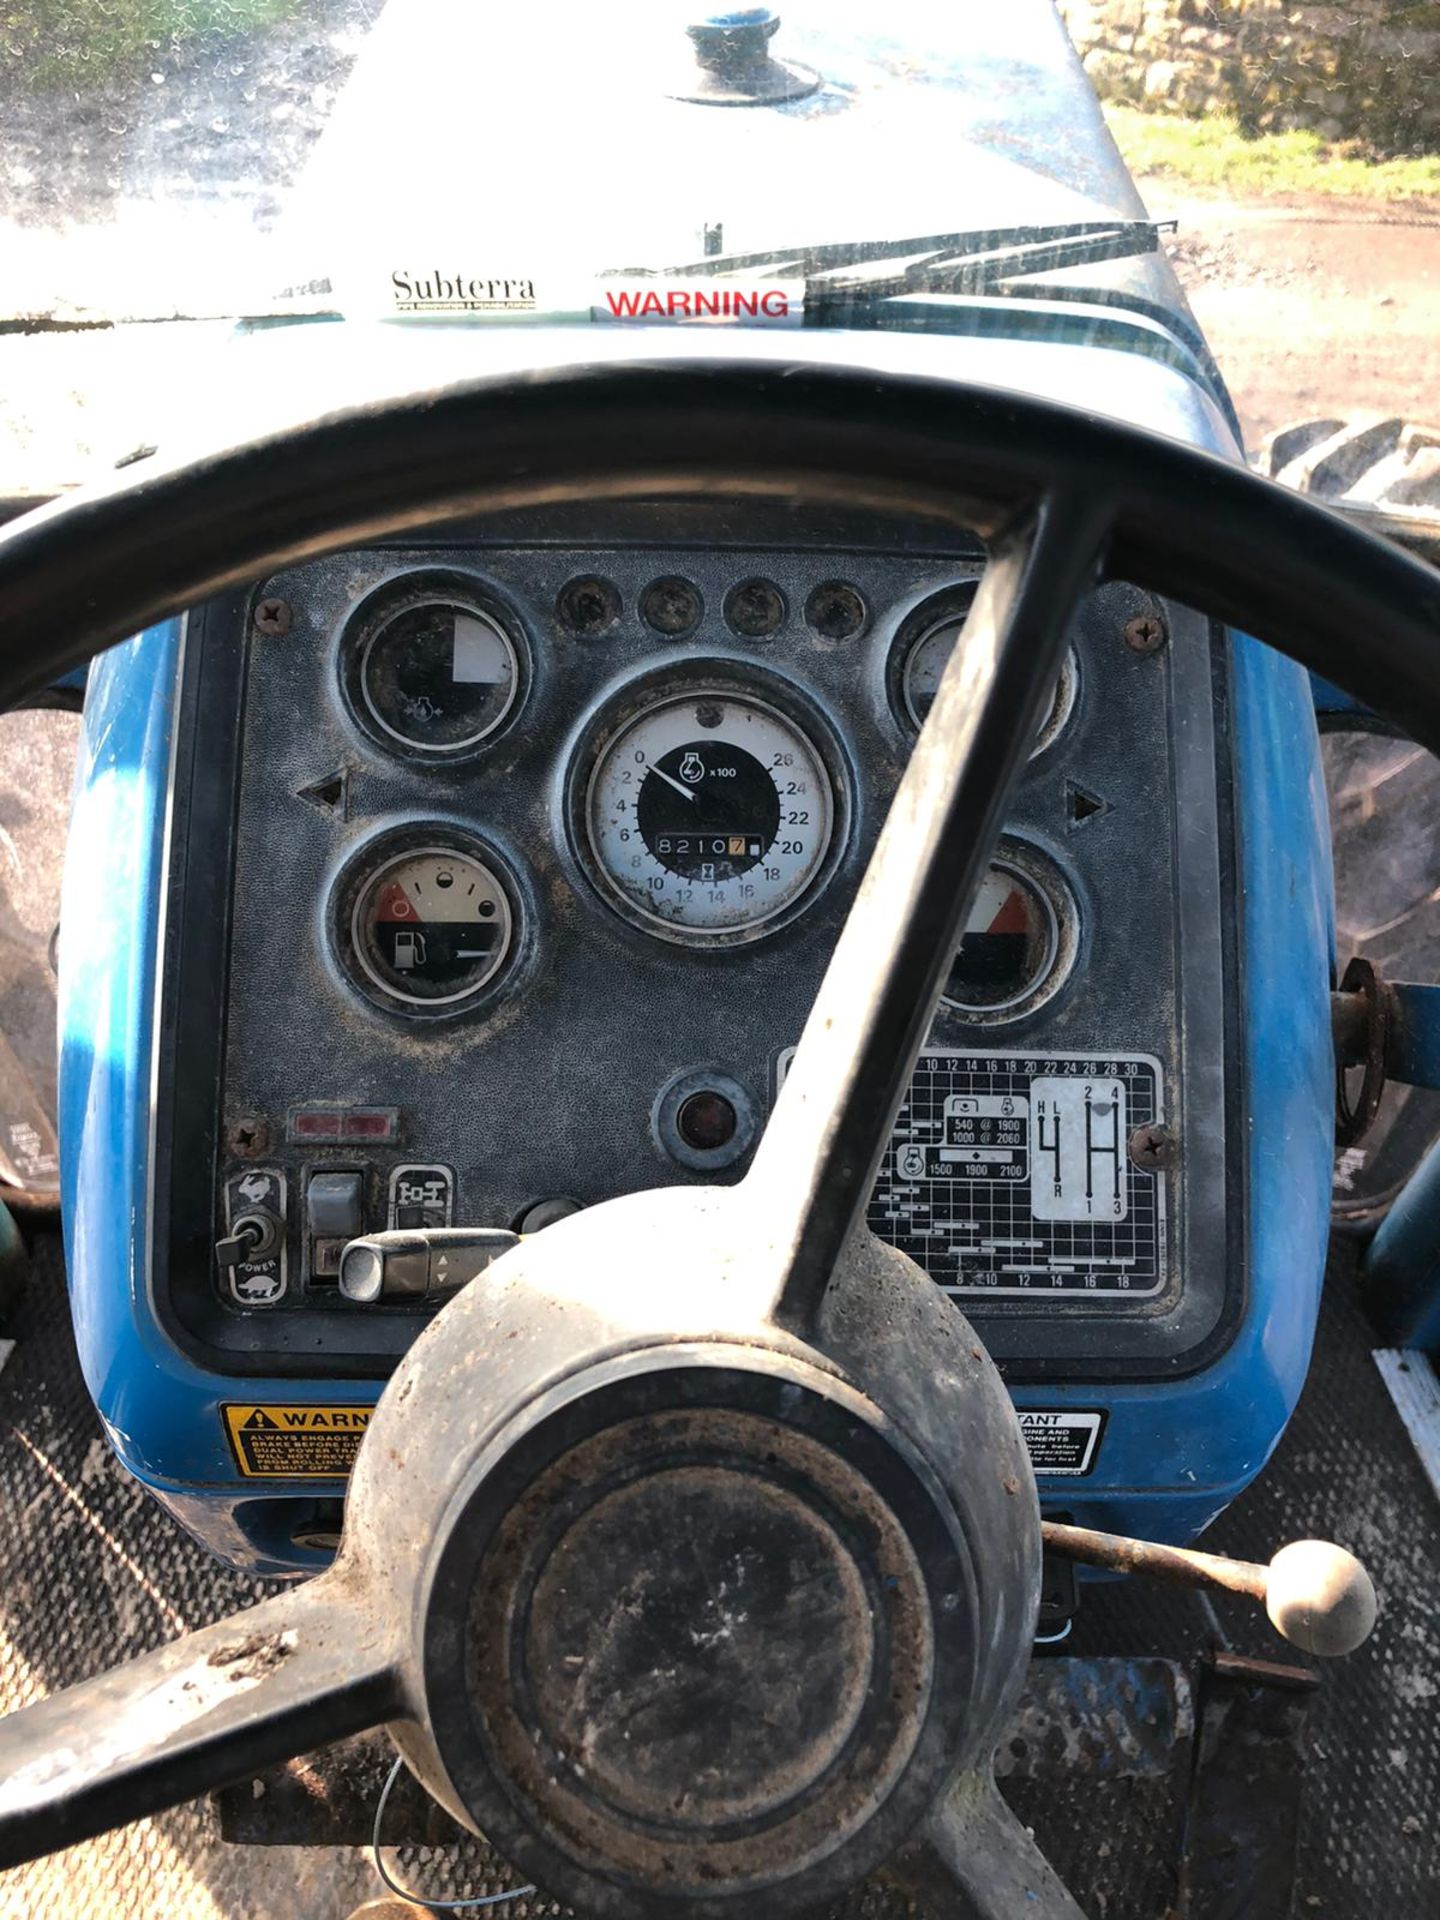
335,831,517,1013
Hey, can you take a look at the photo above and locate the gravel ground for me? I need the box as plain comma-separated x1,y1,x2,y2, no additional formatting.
0,0,380,233
1147,188,1440,444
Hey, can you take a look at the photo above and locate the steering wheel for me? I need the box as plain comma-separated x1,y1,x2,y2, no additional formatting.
0,344,1436,1920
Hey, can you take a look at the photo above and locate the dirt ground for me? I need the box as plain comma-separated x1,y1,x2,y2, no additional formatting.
1146,186,1440,446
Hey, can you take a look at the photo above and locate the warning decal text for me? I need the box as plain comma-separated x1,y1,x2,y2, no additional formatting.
1018,1409,1106,1477
222,1403,373,1479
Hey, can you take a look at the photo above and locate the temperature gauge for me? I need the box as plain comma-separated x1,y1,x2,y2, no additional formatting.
342,580,524,758
336,833,516,1013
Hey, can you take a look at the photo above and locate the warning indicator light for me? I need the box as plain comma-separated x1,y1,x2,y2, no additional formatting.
288,1107,400,1145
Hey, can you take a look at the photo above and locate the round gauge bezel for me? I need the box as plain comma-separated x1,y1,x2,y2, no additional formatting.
330,823,522,1019
940,840,1079,1023
338,570,529,763
889,582,1078,758
569,667,850,951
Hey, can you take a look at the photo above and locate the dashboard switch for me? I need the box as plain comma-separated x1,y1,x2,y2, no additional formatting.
307,1170,365,1240
389,1165,455,1232
219,1168,288,1306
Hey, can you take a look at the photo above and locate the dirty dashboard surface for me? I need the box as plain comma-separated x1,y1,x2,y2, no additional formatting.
160,499,1236,1386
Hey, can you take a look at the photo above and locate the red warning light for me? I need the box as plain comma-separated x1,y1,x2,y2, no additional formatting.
288,1107,400,1145
375,881,416,922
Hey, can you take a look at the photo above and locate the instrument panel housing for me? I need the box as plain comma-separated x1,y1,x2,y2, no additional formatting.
60,495,1333,1575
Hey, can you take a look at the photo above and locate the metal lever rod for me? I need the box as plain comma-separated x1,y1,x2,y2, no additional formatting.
1042,1521,1377,1657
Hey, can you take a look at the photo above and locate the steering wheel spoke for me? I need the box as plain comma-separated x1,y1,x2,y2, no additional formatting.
747,492,1108,1331
887,1769,1088,1920
0,1569,398,1869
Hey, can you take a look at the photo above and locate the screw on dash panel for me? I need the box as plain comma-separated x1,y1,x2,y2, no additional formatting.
226,1115,271,1160
1123,612,1168,655
253,596,293,637
1128,1123,1177,1171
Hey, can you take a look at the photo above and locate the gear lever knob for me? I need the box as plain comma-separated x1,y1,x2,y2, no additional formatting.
1263,1539,1377,1657
1041,1521,1377,1657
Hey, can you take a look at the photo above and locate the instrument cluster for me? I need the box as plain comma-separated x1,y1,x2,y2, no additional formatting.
325,562,1078,1013
186,513,1210,1378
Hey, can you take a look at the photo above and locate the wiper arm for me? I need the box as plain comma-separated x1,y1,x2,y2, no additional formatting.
618,222,1173,298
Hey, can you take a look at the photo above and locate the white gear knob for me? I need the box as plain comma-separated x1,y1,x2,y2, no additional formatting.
1265,1540,1378,1657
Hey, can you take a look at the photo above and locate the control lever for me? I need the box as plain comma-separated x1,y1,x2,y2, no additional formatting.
214,1208,282,1270
338,1227,518,1305
1041,1520,1377,1657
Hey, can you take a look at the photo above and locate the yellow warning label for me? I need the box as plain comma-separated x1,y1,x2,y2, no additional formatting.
222,1403,373,1479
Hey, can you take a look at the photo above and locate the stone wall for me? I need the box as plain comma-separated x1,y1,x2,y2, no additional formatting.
1057,0,1440,154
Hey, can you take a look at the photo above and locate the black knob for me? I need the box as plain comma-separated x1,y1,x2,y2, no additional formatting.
687,6,779,73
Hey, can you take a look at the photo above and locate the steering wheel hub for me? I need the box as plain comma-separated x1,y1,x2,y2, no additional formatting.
331,1187,1040,1915
458,1393,941,1893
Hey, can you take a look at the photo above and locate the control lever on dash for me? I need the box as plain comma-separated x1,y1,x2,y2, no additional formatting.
338,1227,519,1305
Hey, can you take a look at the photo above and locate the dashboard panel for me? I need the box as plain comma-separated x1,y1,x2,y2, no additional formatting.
154,501,1236,1386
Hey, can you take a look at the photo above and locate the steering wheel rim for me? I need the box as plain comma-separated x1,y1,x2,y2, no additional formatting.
1,342,1438,735
0,343,1434,1916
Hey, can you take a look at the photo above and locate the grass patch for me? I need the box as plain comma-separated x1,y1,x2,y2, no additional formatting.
1,0,304,90
1104,103,1440,203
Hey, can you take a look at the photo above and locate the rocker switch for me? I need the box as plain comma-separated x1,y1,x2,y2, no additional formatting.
307,1170,365,1281
307,1171,365,1239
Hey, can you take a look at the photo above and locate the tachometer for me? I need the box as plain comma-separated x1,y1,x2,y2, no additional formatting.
584,688,837,942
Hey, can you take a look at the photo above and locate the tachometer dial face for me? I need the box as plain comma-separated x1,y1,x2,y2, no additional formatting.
350,594,522,757
586,690,836,941
347,842,513,1008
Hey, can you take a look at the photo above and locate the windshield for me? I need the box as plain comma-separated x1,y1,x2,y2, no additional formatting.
1,0,1436,449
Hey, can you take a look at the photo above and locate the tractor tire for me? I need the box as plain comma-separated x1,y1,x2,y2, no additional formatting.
1259,417,1440,1232
1257,415,1440,510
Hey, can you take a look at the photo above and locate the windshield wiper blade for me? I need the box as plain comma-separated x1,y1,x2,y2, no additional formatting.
621,221,1171,296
